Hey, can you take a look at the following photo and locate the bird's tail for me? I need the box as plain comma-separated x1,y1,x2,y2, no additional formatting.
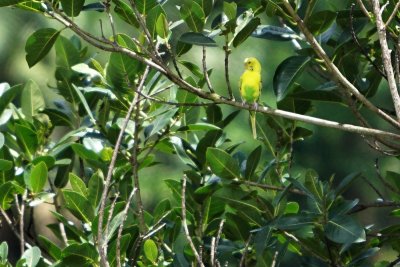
250,111,257,139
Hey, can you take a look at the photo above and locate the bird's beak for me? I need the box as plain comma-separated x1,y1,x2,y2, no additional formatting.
244,58,249,64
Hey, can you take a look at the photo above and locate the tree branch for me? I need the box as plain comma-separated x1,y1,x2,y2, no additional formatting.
385,0,400,27
202,46,214,93
372,0,400,121
282,0,400,129
181,174,205,267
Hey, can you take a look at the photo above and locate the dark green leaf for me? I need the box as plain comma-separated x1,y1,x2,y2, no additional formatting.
179,32,217,47
0,84,23,116
21,80,45,121
233,18,261,47
194,0,213,17
30,162,48,193
71,143,100,161
42,108,73,128
114,0,139,26
15,124,39,158
144,239,158,263
62,189,95,222
273,56,311,101
0,160,12,172
206,105,223,124
252,25,300,41
32,155,56,169
146,5,166,38
136,0,158,14
0,0,22,7
62,243,98,265
156,13,169,39
335,172,361,196
206,148,240,179
274,214,315,230
325,215,365,244
245,145,261,180
25,28,60,68
38,236,61,260
306,11,337,36
148,108,178,137
87,170,104,209
180,2,205,32
175,41,192,56
60,0,85,17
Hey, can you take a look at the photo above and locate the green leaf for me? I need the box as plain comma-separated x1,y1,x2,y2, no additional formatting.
0,242,8,262
38,236,61,260
0,84,23,116
245,145,261,180
69,173,87,196
42,108,73,128
252,25,300,41
232,17,260,47
107,234,131,265
55,35,80,72
62,243,98,265
146,5,166,39
178,123,220,132
0,182,16,209
144,239,158,263
136,0,158,14
206,148,240,179
71,143,99,161
0,0,21,6
274,214,315,230
206,105,223,124
223,1,237,20
179,32,217,47
106,35,142,90
325,215,365,244
306,11,337,36
62,189,95,223
0,160,12,172
156,13,169,39
30,162,48,193
21,80,45,121
0,133,3,150
15,124,39,158
25,28,60,68
148,108,178,137
273,56,311,101
87,170,104,209
20,246,41,267
72,85,96,124
194,0,213,16
114,0,139,27
32,155,56,169
284,202,299,214
60,0,85,17
180,2,205,32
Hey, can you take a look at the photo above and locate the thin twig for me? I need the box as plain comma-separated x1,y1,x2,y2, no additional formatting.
131,67,151,235
239,234,252,267
271,251,279,267
243,180,307,196
104,1,117,42
349,200,400,214
361,175,385,200
385,0,400,27
371,0,400,121
224,36,234,100
202,46,214,93
48,178,68,246
116,189,136,267
282,0,400,129
350,4,387,79
283,231,328,262
104,192,120,247
211,219,225,266
355,0,371,18
181,174,205,267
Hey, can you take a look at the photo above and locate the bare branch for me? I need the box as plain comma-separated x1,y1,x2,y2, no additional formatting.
282,0,400,128
349,200,400,213
116,189,136,267
385,0,400,27
355,0,371,18
202,46,214,93
224,36,234,100
181,174,205,267
372,0,400,121
239,234,252,267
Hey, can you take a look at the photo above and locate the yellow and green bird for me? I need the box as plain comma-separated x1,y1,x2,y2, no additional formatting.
239,57,262,139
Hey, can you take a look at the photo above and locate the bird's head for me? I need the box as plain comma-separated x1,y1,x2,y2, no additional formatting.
244,57,261,72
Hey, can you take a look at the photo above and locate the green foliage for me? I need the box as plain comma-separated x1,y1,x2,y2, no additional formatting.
1,0,400,266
